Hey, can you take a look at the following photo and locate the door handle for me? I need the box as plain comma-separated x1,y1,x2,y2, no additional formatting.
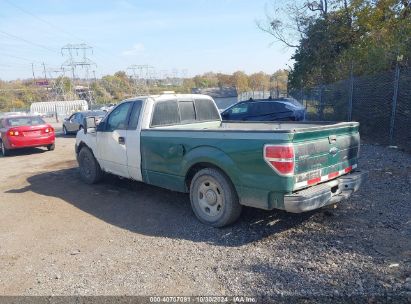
118,137,125,145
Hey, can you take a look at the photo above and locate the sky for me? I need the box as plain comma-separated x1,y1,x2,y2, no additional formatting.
0,0,294,80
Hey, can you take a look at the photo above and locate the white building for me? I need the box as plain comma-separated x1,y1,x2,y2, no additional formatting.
30,100,88,117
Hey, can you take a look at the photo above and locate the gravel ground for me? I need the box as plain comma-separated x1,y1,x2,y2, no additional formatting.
0,136,409,302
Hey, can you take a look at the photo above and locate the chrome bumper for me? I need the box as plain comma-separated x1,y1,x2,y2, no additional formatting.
284,170,367,213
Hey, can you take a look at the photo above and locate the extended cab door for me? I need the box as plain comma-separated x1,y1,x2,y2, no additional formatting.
126,101,143,181
97,101,133,178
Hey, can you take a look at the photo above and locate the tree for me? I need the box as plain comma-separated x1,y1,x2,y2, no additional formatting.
260,0,411,90
249,72,270,94
271,69,289,97
232,71,249,93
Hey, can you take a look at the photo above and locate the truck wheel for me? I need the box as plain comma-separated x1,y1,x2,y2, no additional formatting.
0,140,9,157
78,147,103,184
190,168,242,227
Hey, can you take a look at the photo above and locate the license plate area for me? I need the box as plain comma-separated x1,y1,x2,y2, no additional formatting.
23,131,41,137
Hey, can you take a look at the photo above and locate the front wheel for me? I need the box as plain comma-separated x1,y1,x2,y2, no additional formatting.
78,147,103,184
0,140,9,157
190,168,242,227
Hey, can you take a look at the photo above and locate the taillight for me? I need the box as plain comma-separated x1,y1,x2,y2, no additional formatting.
8,129,20,136
44,127,54,133
264,144,295,176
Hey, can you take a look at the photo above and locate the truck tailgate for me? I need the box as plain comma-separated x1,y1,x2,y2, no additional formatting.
291,122,360,190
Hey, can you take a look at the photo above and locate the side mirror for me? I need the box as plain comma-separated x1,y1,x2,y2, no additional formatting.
83,117,96,134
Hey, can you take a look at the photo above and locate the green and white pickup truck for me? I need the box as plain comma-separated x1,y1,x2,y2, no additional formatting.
75,93,366,227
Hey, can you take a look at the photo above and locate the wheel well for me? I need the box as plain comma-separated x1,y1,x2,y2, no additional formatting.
76,141,89,154
185,162,233,191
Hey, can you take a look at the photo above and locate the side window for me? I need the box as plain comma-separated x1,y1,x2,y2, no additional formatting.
194,99,220,121
229,103,248,115
76,113,83,122
249,102,281,116
276,103,289,112
106,102,133,131
151,100,180,126
179,101,196,123
128,101,143,130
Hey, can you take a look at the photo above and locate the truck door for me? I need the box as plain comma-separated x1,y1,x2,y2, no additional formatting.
126,101,143,181
97,101,133,178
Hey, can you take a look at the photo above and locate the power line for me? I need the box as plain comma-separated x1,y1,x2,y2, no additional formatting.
0,51,43,63
2,0,86,43
0,30,57,53
2,0,118,60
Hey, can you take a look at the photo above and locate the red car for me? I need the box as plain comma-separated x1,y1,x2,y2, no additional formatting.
0,116,55,156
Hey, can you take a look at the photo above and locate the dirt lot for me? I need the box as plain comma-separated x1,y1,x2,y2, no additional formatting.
0,135,410,300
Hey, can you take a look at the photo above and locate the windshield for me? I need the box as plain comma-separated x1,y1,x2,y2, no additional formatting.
6,116,46,127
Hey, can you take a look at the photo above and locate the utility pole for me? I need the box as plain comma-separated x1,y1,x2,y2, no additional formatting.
41,62,51,103
31,63,36,81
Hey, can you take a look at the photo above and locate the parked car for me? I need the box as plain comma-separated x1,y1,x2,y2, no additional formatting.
75,93,366,227
221,98,306,122
63,110,107,135
100,104,116,113
0,116,55,156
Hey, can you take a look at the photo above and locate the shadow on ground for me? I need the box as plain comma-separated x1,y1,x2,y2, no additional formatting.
6,168,314,246
1,147,49,157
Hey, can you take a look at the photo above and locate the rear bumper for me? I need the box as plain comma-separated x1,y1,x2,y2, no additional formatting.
6,135,55,149
284,170,367,213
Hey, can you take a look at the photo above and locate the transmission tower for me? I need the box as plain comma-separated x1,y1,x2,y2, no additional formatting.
46,67,70,101
61,43,96,106
127,64,155,96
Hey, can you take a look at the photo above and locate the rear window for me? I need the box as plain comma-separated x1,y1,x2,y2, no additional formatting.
194,99,220,121
283,98,304,108
6,116,45,127
151,100,180,126
179,101,196,123
151,98,220,127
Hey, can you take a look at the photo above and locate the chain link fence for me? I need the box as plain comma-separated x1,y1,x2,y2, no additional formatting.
290,67,411,151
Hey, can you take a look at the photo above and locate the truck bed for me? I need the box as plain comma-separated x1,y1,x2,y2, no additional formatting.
148,120,358,133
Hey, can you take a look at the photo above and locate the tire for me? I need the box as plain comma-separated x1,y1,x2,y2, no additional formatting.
190,168,242,227
63,126,68,136
47,143,55,151
0,140,9,157
78,147,103,184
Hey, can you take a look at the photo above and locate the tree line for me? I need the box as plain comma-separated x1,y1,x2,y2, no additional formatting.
0,69,289,111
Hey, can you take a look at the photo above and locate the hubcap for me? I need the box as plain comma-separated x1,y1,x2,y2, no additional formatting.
198,179,224,217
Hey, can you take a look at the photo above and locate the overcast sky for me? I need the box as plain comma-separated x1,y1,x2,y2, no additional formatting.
0,0,293,80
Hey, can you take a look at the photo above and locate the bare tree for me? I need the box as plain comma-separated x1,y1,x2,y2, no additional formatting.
256,0,332,48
